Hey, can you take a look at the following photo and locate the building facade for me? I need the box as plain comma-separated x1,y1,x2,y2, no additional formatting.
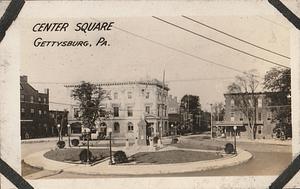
20,76,49,139
214,92,277,139
167,95,180,135
65,79,169,144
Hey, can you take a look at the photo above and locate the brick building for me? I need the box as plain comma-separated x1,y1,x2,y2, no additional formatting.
20,76,49,139
65,79,169,145
214,92,281,139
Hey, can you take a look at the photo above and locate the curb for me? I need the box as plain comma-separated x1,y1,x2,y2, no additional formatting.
24,147,252,176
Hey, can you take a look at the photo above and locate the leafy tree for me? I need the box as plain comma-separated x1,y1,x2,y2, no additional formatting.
263,67,291,139
227,69,260,140
180,95,201,133
71,81,107,163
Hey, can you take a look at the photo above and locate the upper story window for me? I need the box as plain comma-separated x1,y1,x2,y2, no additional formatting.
258,112,262,121
258,98,262,108
30,108,35,114
74,108,79,118
20,94,25,101
38,97,41,102
127,91,132,99
21,108,25,113
30,96,34,103
230,112,235,122
145,106,150,114
113,106,119,117
128,122,134,131
44,110,47,115
230,99,234,107
114,122,120,133
38,110,42,115
44,97,47,104
113,92,118,100
127,106,133,117
146,92,150,99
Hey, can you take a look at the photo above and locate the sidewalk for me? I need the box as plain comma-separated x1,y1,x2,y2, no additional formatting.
24,145,252,178
181,134,292,146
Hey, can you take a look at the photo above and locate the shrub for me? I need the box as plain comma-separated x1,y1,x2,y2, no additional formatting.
153,136,159,144
224,143,234,154
113,150,128,164
71,139,79,146
171,138,179,144
79,149,93,163
57,141,65,149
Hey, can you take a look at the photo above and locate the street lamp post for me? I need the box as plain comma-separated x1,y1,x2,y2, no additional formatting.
57,124,61,142
107,127,113,165
171,124,174,141
210,104,213,140
67,124,71,147
233,126,237,154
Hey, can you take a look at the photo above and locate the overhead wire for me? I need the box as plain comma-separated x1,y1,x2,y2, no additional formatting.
181,15,290,59
152,16,290,69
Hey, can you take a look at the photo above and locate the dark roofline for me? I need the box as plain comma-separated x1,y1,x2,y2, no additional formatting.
224,91,288,96
64,80,170,91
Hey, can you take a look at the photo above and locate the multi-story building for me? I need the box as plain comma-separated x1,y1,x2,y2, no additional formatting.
214,92,280,139
20,75,49,139
65,79,169,145
167,95,180,135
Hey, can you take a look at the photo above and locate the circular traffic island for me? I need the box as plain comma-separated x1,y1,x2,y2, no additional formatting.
132,150,223,164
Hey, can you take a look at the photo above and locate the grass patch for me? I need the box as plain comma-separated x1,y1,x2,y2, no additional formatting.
44,148,110,162
132,150,222,164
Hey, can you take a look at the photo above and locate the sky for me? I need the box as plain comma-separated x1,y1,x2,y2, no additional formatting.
20,15,290,111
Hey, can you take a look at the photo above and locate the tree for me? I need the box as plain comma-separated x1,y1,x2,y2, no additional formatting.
180,95,201,133
263,67,291,139
227,69,260,140
71,81,107,163
212,102,225,121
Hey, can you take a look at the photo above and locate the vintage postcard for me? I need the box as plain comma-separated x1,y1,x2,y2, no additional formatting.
0,1,300,188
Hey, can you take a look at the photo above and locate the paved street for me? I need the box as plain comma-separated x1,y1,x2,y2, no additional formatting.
21,136,292,178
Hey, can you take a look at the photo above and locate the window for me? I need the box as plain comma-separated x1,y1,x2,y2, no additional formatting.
230,112,235,122
258,112,262,121
145,106,150,114
128,122,134,131
38,97,41,102
20,94,25,101
146,92,150,99
157,105,160,116
21,108,25,113
230,99,235,106
164,105,167,116
114,122,120,133
240,113,243,121
44,98,47,104
44,110,47,115
128,91,132,99
258,98,262,108
38,110,42,115
74,108,79,118
30,108,35,114
114,92,118,100
127,106,133,117
258,126,263,134
30,96,34,103
113,107,119,117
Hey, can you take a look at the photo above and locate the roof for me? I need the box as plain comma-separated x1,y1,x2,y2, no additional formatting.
65,79,170,90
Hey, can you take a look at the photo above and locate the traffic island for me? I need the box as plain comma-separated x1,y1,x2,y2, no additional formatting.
23,146,252,177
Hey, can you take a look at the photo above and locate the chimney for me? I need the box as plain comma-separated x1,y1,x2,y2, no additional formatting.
44,88,49,94
20,75,28,83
